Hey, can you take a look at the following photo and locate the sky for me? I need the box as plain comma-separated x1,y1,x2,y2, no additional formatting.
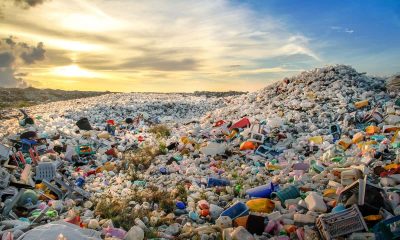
0,0,399,92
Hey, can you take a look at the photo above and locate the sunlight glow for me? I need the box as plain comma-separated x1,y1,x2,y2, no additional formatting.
51,65,99,78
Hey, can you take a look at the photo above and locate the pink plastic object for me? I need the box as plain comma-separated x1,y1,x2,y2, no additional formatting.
102,227,127,239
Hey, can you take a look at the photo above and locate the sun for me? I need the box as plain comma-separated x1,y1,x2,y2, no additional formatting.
51,65,99,78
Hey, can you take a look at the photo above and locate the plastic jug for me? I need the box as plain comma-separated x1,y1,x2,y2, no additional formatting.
246,198,275,213
341,169,362,186
304,192,327,212
246,182,276,198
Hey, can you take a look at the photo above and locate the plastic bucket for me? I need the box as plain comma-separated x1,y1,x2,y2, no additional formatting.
270,185,300,207
220,202,249,220
246,182,276,198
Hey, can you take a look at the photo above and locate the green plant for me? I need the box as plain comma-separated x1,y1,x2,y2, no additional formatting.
149,124,171,138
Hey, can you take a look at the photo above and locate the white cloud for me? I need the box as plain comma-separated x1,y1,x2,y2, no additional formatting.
330,26,354,34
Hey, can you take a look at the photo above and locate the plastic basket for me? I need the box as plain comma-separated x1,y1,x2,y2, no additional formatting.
220,202,249,220
316,204,368,240
35,162,56,181
76,144,95,156
373,215,400,240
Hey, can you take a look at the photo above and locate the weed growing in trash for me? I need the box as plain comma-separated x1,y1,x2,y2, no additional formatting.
149,124,171,138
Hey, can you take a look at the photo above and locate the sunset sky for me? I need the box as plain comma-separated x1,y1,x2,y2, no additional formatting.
0,0,399,92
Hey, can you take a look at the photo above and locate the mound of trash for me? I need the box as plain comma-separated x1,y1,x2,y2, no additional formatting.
1,65,400,240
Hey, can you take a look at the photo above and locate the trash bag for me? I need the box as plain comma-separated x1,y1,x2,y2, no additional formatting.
17,221,101,240
76,118,92,130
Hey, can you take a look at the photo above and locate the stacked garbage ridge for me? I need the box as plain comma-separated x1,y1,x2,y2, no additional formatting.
1,65,400,240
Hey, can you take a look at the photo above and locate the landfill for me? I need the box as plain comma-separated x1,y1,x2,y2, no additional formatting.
1,64,400,240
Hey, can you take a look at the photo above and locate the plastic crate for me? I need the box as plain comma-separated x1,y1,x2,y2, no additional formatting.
373,215,400,240
35,162,56,181
316,204,368,240
76,144,95,156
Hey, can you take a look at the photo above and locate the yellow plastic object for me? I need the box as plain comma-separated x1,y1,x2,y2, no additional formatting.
352,132,364,144
266,164,282,171
246,198,275,213
384,163,400,170
181,136,194,144
392,129,400,143
354,99,369,109
97,132,110,139
323,189,337,198
364,215,382,221
338,139,352,150
309,136,323,144
306,91,317,100
227,129,239,140
240,141,257,151
365,126,380,135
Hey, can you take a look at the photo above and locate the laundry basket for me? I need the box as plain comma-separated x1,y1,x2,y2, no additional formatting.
35,162,56,181
316,204,368,240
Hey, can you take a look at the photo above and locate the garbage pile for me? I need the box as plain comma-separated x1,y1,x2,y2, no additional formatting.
1,65,400,240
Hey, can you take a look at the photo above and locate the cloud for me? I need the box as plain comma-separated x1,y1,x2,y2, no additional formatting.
330,26,354,34
0,52,15,67
0,0,320,91
0,36,46,87
20,42,45,64
13,0,48,8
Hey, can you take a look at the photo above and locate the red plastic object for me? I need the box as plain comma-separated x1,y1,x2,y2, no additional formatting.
86,170,96,176
65,215,81,226
214,120,225,127
230,117,250,130
138,136,144,142
106,119,115,125
105,148,117,157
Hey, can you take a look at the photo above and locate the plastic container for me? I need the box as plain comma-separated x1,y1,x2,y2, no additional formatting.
304,192,327,212
21,139,37,153
207,177,230,187
246,182,276,198
229,117,250,130
354,99,369,109
366,126,380,135
341,169,362,186
246,198,274,213
316,204,367,240
255,145,272,157
352,132,364,144
76,145,95,156
373,215,400,240
220,202,249,220
35,162,56,181
330,124,341,141
309,136,323,144
270,185,300,207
